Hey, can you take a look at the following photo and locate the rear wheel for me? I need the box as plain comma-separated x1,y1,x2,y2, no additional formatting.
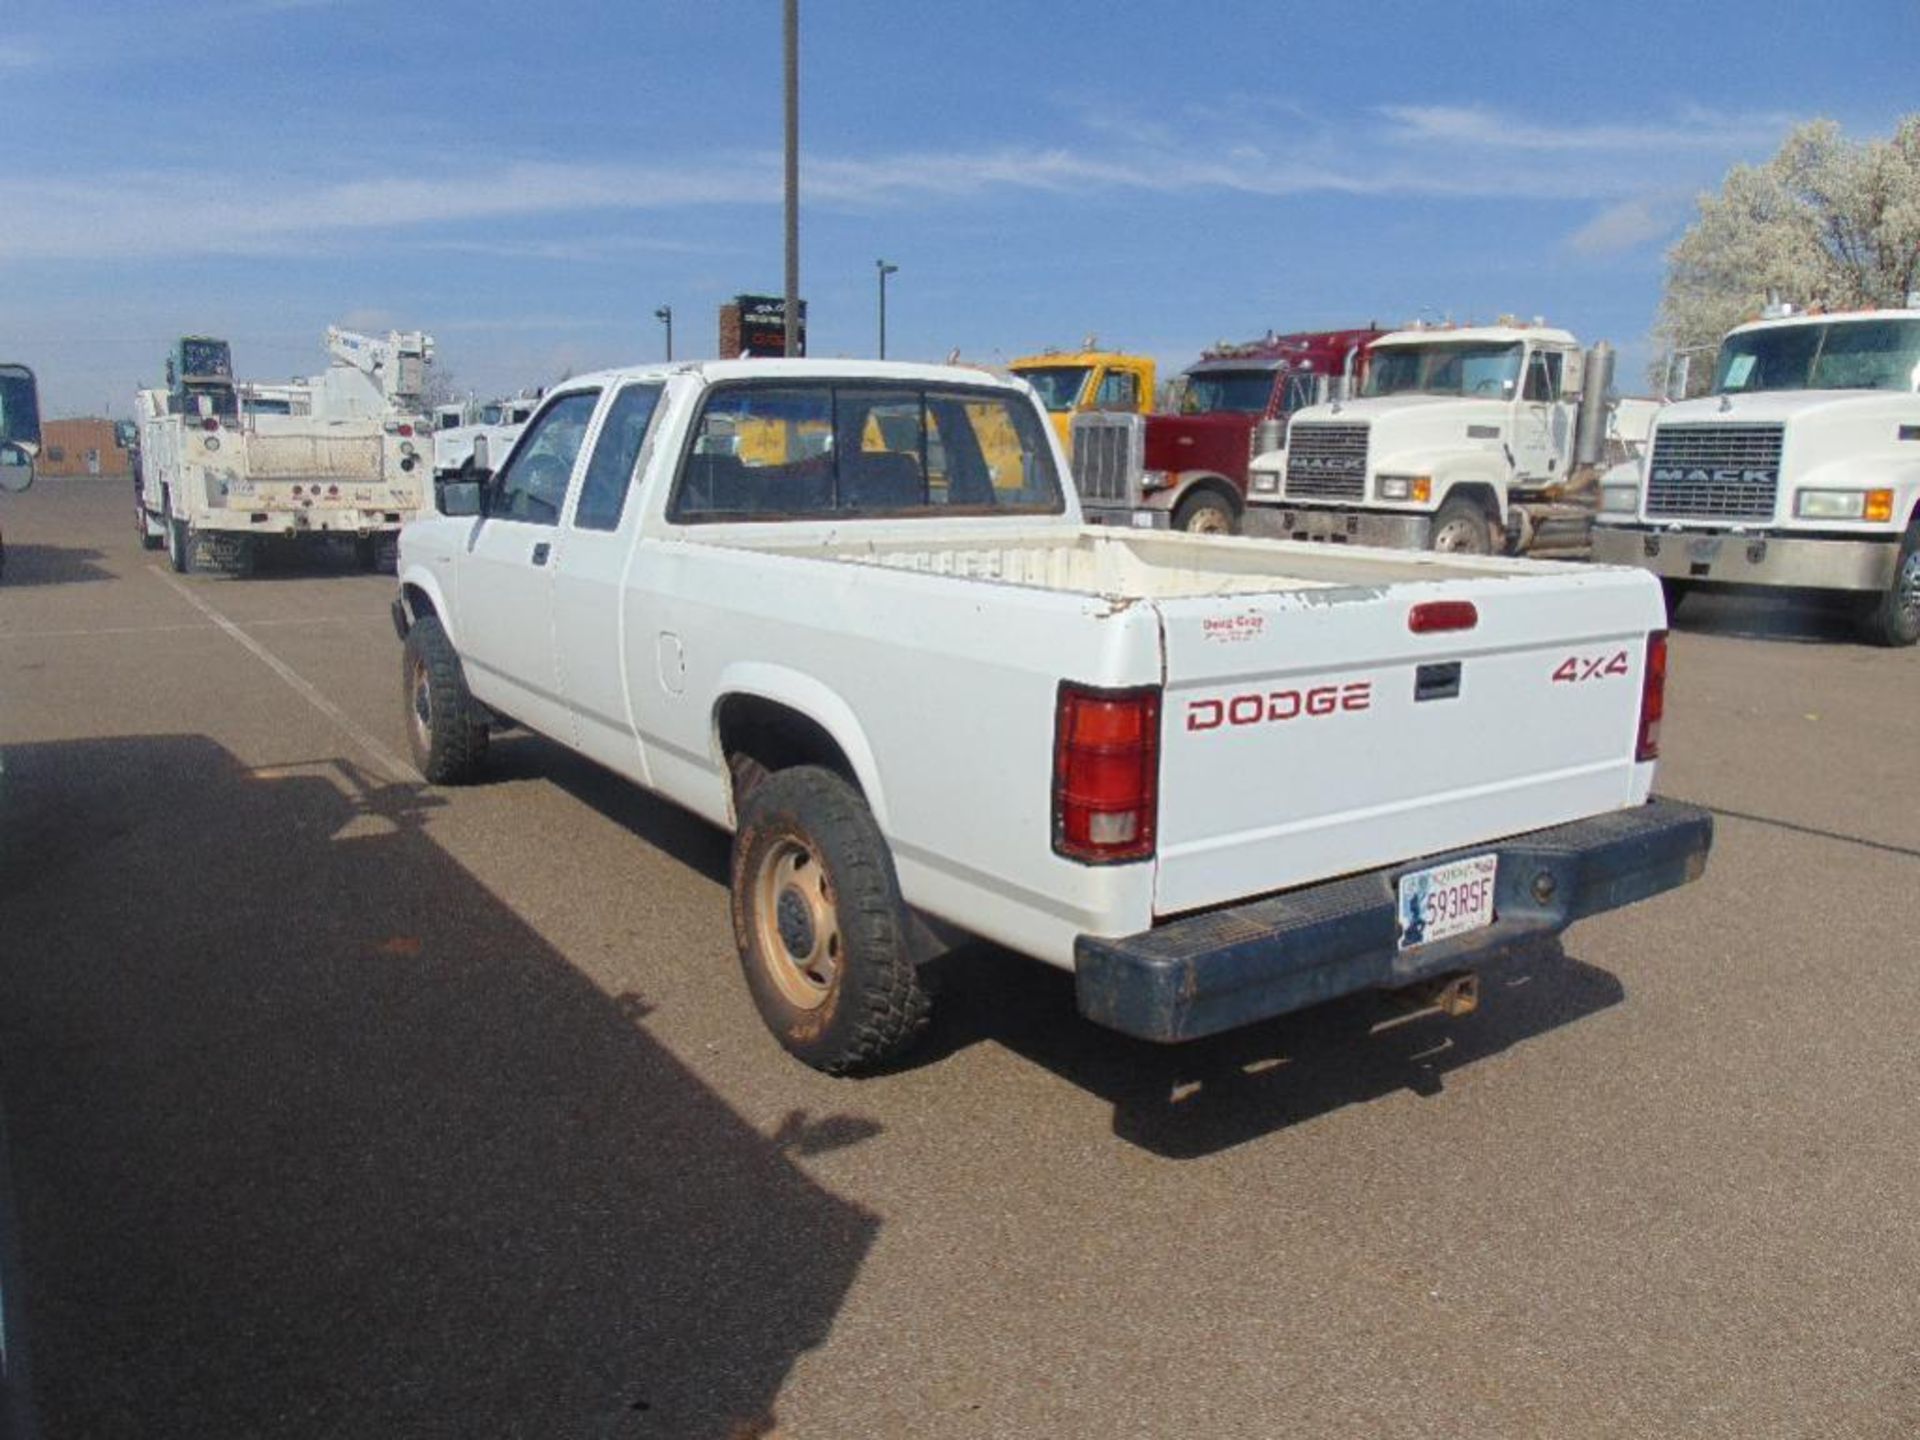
167,515,192,574
1430,496,1494,554
731,765,931,1074
403,614,490,783
1173,489,1238,535
1859,521,1920,647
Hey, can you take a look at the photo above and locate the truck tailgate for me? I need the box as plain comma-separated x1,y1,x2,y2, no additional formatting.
1152,567,1663,918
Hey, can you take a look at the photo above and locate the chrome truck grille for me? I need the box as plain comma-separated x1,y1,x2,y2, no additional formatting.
1645,423,1784,521
1070,411,1147,512
1285,423,1369,500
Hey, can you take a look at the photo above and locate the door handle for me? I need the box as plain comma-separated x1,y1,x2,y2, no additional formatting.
531,541,550,566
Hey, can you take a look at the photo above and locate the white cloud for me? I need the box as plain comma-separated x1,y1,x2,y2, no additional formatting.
1379,103,1796,154
1567,195,1686,256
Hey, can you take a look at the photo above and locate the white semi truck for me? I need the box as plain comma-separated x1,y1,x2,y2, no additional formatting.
0,361,41,581
137,329,436,574
1592,306,1920,646
1247,322,1653,557
393,356,1711,1074
432,392,539,484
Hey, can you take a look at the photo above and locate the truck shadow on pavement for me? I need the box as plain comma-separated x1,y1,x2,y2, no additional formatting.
1671,590,1870,646
0,735,875,1440
921,940,1625,1159
0,544,115,588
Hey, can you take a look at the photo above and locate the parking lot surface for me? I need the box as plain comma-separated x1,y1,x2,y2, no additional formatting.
3,478,1916,1439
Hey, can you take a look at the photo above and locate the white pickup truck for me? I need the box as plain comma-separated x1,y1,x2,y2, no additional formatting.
393,359,1711,1073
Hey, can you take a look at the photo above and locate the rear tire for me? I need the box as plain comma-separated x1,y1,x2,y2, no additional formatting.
403,614,490,783
1172,489,1238,535
167,515,192,574
1859,521,1920,647
730,765,931,1074
1430,496,1494,554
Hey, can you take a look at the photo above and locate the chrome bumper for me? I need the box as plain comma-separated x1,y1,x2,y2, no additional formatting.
1249,505,1432,548
1592,525,1900,592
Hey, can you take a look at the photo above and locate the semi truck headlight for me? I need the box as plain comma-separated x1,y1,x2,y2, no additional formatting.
1251,471,1279,494
1140,470,1172,492
1601,485,1639,513
1377,475,1430,503
1795,488,1891,521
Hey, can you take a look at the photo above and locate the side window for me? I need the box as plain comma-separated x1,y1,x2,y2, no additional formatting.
573,383,663,531
1094,369,1139,412
489,389,600,525
1524,351,1563,402
676,384,835,517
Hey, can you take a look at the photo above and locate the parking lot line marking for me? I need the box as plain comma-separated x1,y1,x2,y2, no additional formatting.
0,617,362,641
151,567,419,785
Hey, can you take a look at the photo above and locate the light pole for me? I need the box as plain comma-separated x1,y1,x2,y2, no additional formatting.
876,259,899,359
654,305,673,361
782,0,800,357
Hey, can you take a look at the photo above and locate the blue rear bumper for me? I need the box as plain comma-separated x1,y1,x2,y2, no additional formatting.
1074,799,1712,1043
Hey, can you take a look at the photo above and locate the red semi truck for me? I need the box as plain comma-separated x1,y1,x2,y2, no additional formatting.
1073,326,1385,533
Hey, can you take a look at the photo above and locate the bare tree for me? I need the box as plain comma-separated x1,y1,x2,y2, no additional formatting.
417,362,462,413
1653,117,1920,393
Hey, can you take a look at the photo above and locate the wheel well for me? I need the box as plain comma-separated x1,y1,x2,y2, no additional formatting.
1439,482,1501,518
401,582,439,625
717,694,859,811
1175,477,1243,516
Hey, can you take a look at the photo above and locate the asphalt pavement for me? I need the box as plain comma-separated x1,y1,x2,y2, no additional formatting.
2,478,1916,1439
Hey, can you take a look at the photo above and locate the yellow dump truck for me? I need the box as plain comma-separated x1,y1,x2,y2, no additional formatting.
1009,349,1156,457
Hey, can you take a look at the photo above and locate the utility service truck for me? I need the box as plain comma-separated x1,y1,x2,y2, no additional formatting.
0,361,41,581
392,356,1711,1075
1248,321,1650,557
1592,305,1920,646
1071,327,1385,534
137,329,436,574
1007,347,1157,459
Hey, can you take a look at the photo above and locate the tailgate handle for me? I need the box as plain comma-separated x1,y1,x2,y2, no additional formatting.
1415,661,1462,703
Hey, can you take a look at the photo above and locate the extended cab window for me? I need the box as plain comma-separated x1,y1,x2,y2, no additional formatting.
573,383,663,531
490,389,600,525
671,381,1062,521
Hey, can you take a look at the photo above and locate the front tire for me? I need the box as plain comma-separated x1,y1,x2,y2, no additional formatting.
1172,489,1238,535
1660,577,1692,619
1430,495,1494,554
402,614,490,783
730,766,931,1074
1859,521,1920,647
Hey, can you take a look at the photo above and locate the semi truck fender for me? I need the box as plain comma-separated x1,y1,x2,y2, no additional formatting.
710,662,892,831
1421,450,1510,520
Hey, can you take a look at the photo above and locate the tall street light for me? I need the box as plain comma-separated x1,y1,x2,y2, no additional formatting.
654,305,673,361
876,260,899,359
782,0,800,357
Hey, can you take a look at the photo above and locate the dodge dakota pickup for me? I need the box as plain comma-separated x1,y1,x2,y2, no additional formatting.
393,358,1711,1073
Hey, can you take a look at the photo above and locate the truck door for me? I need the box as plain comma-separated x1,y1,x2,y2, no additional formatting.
550,380,665,778
457,388,602,741
1513,349,1572,480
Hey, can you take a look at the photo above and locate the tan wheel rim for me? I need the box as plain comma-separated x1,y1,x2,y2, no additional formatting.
750,837,842,1010
1432,516,1488,553
1186,506,1231,535
408,655,433,750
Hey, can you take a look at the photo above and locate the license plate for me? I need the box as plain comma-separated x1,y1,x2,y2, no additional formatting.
1686,535,1722,563
1396,854,1498,951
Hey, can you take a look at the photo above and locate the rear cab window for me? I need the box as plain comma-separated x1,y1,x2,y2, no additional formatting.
669,379,1063,522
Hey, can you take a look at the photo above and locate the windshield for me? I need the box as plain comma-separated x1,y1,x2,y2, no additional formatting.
1016,366,1091,413
0,366,42,446
481,403,507,425
1180,370,1275,415
1364,342,1523,399
1715,319,1920,393
179,338,231,382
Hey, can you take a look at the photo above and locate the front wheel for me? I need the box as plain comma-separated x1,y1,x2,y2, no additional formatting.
731,766,931,1074
1172,489,1238,535
1660,577,1692,619
1859,521,1920,647
402,614,490,783
1430,496,1494,554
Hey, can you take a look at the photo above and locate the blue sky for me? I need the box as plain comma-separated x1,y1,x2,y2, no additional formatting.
5,0,1915,415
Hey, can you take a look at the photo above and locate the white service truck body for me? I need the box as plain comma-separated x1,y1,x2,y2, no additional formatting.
432,395,536,481
1249,324,1639,557
394,358,1710,1071
1592,308,1920,645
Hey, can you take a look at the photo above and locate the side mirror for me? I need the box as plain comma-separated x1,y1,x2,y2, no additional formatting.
470,434,490,471
441,480,482,516
0,440,35,494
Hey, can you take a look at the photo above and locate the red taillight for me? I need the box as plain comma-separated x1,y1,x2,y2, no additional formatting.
397,423,414,438
1053,683,1160,864
1636,630,1668,762
201,416,219,432
1409,600,1478,633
